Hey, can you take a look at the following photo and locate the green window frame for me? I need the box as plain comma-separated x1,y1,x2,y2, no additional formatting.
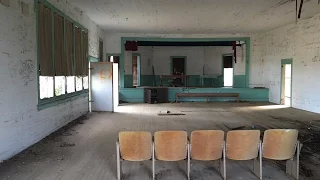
36,0,89,110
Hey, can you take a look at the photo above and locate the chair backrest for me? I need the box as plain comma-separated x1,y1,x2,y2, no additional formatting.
226,130,260,160
119,131,152,161
190,130,224,161
263,129,298,160
154,131,187,161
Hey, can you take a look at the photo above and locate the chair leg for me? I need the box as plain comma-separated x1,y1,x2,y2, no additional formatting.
219,142,226,180
152,142,155,180
253,141,262,179
187,144,190,180
116,141,121,180
286,141,302,180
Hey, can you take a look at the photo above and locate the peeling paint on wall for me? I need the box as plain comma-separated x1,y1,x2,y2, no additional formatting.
256,12,320,113
0,0,104,161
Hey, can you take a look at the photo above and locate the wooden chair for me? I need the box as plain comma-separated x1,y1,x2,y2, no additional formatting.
154,131,188,180
226,130,262,179
262,129,302,179
189,130,226,179
116,131,153,180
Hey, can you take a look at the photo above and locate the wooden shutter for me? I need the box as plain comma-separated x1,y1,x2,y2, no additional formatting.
65,20,74,76
75,27,82,76
38,3,53,76
54,13,65,76
82,32,89,75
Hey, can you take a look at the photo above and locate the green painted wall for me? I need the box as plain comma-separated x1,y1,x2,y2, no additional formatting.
140,75,155,86
119,87,269,103
124,75,133,87
89,56,99,62
119,88,144,102
233,75,246,88
125,74,245,88
120,37,251,88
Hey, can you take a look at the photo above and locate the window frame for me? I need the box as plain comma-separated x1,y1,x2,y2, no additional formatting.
36,0,89,110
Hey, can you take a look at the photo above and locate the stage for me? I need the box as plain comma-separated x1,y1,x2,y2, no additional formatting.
119,87,269,103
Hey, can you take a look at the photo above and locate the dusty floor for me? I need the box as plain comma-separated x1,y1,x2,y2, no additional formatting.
0,102,320,180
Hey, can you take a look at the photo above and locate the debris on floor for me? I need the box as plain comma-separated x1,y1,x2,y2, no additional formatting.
231,126,246,130
59,142,75,147
157,110,185,116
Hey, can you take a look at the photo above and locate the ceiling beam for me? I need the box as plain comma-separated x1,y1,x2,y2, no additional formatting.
298,0,304,19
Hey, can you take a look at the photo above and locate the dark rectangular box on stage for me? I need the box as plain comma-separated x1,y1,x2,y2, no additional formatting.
144,87,168,104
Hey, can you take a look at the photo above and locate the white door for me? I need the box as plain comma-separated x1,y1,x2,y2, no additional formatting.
90,62,113,112
113,63,119,108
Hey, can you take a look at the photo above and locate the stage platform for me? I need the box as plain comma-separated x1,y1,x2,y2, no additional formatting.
119,87,269,103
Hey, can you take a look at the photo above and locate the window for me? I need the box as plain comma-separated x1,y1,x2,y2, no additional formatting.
83,76,89,89
66,76,75,93
55,76,66,96
37,1,89,106
76,76,83,91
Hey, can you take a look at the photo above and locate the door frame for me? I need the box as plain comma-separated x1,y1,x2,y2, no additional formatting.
106,53,121,62
132,53,141,86
170,56,187,75
280,58,293,106
221,53,234,87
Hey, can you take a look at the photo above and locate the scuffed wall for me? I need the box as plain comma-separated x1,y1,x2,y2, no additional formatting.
152,46,205,75
255,13,320,113
0,0,105,161
106,32,253,88
124,46,153,75
105,32,249,53
124,46,246,76
204,46,246,76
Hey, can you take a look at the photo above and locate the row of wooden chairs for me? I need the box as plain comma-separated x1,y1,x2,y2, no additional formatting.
116,129,302,180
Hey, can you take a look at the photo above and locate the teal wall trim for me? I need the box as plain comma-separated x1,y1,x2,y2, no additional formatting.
127,74,244,88
124,75,133,87
89,56,99,62
106,53,121,61
38,90,89,110
119,87,269,103
233,75,246,88
140,75,155,86
120,37,251,88
119,88,144,103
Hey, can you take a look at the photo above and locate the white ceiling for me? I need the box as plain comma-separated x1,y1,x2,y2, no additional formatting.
69,0,320,34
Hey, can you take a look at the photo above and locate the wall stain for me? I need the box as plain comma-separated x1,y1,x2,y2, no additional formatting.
19,60,35,86
2,52,10,58
9,60,35,86
312,55,320,62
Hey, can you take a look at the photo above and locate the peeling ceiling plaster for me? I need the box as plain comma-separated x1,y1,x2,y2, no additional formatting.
69,0,320,34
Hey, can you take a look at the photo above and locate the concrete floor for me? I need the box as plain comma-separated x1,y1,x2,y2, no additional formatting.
0,102,320,180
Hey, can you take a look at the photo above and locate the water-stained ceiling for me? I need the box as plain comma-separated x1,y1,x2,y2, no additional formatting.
69,0,320,33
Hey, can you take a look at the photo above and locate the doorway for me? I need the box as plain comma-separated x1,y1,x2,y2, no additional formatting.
281,59,293,106
107,54,121,107
132,54,141,86
222,55,234,87
171,56,186,86
171,57,186,75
